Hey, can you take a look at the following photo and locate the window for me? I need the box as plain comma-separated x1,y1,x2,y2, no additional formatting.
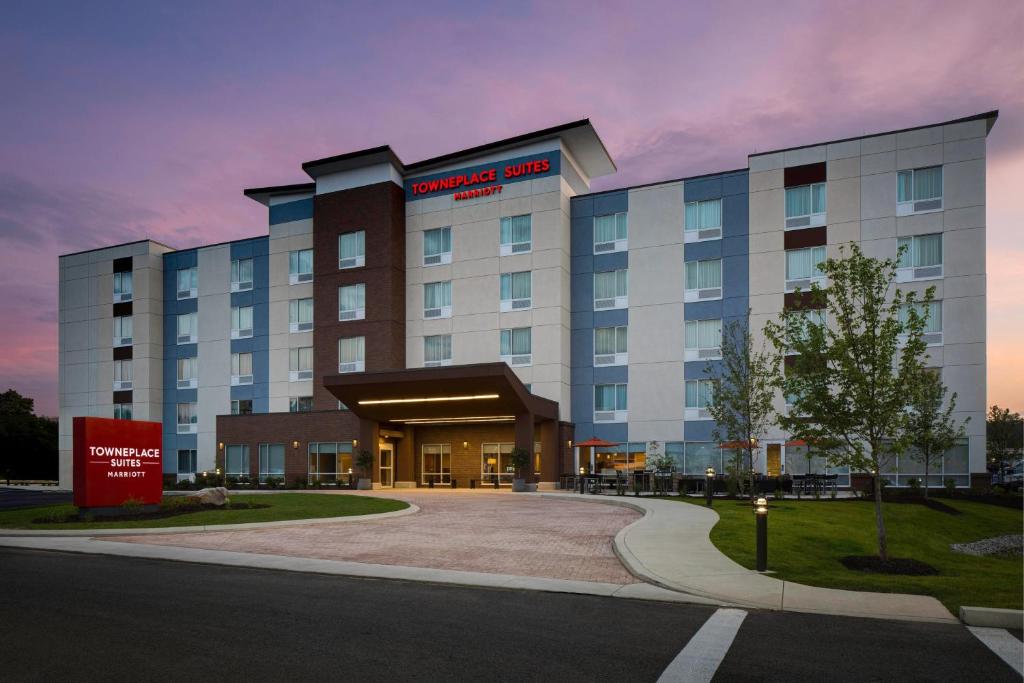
499,214,531,255
289,249,313,284
684,319,722,361
684,259,723,302
176,357,197,389
113,359,133,390
338,336,365,373
899,301,943,345
481,442,515,486
785,246,826,291
594,383,627,422
259,443,286,483
225,445,250,479
785,182,827,228
113,271,133,302
422,444,451,485
896,234,943,281
230,258,253,292
231,352,253,385
176,312,197,344
424,334,452,366
684,199,722,242
897,166,943,214
594,326,628,366
113,315,133,347
176,449,197,478
423,281,452,319
231,399,253,415
787,309,827,350
289,298,313,332
176,402,197,433
499,271,532,311
308,442,354,484
594,212,628,253
114,402,132,420
176,267,197,299
338,284,366,321
231,305,254,339
500,327,532,366
289,347,313,382
594,269,628,309
339,231,365,269
685,379,714,419
289,396,313,413
423,227,452,266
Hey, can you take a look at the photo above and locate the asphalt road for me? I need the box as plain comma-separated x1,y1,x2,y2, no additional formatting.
0,548,1018,682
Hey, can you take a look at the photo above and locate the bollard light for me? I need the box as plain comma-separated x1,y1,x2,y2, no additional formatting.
755,496,768,571
705,467,715,507
579,466,586,494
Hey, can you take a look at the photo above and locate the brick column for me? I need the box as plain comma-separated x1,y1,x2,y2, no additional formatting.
539,419,559,484
515,412,535,483
396,425,415,484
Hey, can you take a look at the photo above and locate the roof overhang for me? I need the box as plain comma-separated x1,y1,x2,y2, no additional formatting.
243,183,316,207
301,146,405,180
323,363,559,425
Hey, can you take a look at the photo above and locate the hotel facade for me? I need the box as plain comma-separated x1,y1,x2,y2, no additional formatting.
58,111,996,490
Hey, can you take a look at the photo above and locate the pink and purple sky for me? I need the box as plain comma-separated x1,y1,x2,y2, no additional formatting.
1,1,1022,416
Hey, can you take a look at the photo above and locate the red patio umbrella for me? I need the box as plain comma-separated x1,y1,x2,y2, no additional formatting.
574,437,622,448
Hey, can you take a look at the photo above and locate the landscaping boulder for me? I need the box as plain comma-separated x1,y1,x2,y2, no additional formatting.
187,486,230,506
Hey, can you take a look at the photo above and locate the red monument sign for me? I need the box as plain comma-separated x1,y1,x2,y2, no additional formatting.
73,417,163,509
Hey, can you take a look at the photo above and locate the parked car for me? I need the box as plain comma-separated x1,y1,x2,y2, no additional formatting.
992,459,1023,490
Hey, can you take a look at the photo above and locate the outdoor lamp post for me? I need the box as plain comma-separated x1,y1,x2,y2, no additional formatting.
755,496,768,571
579,466,586,494
705,467,715,507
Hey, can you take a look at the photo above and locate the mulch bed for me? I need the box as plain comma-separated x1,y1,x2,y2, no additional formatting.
839,555,939,575
36,501,269,525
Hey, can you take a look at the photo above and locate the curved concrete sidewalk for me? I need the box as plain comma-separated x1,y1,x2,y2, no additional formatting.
542,493,957,624
0,503,419,537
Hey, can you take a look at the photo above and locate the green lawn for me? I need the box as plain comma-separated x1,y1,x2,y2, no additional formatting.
681,497,1022,613
0,494,408,530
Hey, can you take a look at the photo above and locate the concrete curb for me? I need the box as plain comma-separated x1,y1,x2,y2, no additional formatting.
0,535,720,607
959,606,1024,629
0,503,419,537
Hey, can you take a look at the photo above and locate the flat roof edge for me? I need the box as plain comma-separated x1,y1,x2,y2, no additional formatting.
749,110,999,158
59,238,175,259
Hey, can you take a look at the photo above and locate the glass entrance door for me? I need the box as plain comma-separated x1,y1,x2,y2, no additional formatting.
379,444,394,488
766,443,782,477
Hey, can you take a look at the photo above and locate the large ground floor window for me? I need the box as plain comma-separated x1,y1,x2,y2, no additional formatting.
879,439,970,487
177,449,196,479
594,443,647,474
422,444,451,485
259,443,286,483
225,445,250,478
308,442,354,484
482,443,515,485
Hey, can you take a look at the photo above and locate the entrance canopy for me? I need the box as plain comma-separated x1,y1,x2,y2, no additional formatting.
323,362,559,425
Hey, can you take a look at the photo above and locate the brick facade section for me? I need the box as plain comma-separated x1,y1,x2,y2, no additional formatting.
216,410,359,485
312,181,406,411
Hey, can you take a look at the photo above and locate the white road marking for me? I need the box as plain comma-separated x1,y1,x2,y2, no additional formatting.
967,626,1024,676
658,608,748,683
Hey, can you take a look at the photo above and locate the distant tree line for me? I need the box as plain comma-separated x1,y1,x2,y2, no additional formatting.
0,389,58,481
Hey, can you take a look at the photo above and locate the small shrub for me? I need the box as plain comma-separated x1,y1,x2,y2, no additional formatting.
830,487,837,499
292,477,306,489
265,476,281,489
943,479,957,497
725,477,739,497
907,478,921,494
774,487,785,501
120,497,145,517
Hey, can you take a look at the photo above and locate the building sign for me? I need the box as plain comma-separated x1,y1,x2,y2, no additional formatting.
404,150,559,202
73,417,163,509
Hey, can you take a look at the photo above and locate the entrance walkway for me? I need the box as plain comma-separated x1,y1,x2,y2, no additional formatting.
107,491,641,584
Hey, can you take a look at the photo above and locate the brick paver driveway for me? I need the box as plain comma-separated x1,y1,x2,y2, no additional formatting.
111,491,641,584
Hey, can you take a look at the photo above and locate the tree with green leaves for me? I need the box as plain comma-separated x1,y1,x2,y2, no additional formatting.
704,315,777,501
899,369,968,500
0,389,58,482
764,243,934,561
986,405,1023,475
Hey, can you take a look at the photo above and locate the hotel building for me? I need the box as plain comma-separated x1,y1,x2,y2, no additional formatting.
58,111,996,490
